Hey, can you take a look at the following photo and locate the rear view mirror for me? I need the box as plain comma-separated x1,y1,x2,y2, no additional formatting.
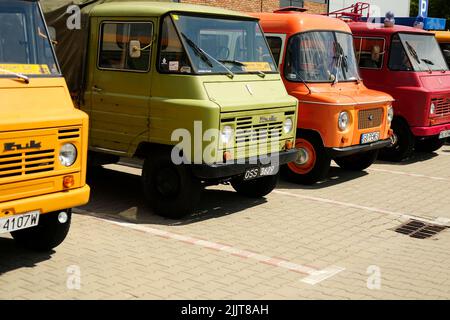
129,40,141,58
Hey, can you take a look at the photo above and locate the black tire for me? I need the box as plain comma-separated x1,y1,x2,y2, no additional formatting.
334,150,379,171
415,136,445,153
142,152,202,219
281,133,331,185
231,173,279,198
379,119,414,162
11,210,71,252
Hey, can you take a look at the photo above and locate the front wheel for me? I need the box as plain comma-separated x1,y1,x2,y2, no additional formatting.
142,153,202,219
379,120,414,162
334,150,379,171
415,136,445,153
281,134,331,185
11,210,71,251
231,173,279,198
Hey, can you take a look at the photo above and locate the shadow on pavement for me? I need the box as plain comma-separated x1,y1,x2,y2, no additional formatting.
81,166,267,226
278,165,368,190
0,237,53,275
375,152,438,166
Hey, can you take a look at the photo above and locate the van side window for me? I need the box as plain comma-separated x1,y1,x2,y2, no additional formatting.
266,36,283,67
158,15,192,74
354,37,385,69
440,43,450,67
98,22,153,72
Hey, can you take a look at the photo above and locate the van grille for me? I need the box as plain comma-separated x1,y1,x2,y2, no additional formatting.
432,97,450,117
358,108,383,130
0,149,55,179
234,117,283,145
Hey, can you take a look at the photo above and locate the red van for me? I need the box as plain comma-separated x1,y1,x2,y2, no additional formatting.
349,22,450,161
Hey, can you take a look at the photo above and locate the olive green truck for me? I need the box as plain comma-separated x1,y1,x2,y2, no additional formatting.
44,1,298,218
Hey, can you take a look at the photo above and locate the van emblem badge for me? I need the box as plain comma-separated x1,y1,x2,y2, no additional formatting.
368,114,374,121
4,140,42,152
245,84,254,96
260,115,277,123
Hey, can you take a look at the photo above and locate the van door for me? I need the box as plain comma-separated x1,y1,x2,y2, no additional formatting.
90,19,155,154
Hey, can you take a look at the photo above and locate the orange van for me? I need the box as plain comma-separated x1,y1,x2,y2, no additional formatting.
252,8,394,184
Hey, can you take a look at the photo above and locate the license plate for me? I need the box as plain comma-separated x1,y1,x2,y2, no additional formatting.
244,166,277,181
439,130,450,139
361,132,380,144
0,211,40,234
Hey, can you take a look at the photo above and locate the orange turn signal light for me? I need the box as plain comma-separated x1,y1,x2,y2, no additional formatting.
223,151,232,162
63,175,75,189
285,140,294,150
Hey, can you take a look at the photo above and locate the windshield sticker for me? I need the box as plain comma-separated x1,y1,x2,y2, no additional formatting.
242,62,272,72
161,58,168,65
169,61,179,71
180,66,191,73
0,64,51,75
172,14,179,21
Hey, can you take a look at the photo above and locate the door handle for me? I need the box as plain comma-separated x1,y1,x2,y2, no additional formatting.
92,85,103,92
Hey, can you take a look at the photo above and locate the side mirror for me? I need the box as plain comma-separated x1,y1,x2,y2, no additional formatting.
129,40,142,59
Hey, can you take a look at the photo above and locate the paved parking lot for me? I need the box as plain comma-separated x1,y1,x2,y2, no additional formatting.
1,145,449,299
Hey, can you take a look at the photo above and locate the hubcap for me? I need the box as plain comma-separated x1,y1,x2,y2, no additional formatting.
295,148,309,165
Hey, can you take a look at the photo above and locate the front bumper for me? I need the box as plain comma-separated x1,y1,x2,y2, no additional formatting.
411,123,450,137
326,138,392,158
0,185,90,218
192,149,299,179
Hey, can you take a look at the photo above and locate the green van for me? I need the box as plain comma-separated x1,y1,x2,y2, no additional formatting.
44,1,298,218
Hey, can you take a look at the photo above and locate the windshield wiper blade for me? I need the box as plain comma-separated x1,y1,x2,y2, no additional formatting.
218,59,245,66
180,33,213,68
181,33,235,78
0,67,29,84
422,58,447,73
405,41,421,65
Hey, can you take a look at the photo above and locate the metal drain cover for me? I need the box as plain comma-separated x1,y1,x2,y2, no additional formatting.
394,220,447,239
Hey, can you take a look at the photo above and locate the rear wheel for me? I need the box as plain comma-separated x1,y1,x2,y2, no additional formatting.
11,210,71,252
334,150,379,171
231,173,279,198
281,134,330,185
379,119,414,162
415,136,445,153
142,153,202,219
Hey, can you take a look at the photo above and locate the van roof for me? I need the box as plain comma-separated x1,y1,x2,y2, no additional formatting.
251,11,351,35
348,21,431,36
90,1,252,19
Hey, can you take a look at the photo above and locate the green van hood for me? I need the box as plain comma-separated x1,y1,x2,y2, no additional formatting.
203,78,297,112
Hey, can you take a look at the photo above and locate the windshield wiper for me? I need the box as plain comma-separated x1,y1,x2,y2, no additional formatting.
422,58,447,73
332,42,345,85
0,67,29,84
219,60,266,78
405,41,421,65
181,33,235,78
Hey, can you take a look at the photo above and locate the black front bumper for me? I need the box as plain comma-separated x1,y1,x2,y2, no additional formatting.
326,138,392,158
192,149,298,180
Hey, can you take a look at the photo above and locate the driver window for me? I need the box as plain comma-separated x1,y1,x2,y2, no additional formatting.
355,37,385,69
266,36,282,67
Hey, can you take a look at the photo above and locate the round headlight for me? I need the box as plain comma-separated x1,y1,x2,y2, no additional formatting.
387,106,394,122
338,111,350,131
283,118,293,134
430,102,436,115
220,126,233,145
59,143,77,167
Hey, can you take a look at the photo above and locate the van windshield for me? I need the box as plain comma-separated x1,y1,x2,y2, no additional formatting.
285,31,360,83
389,33,449,72
0,0,59,78
159,13,277,75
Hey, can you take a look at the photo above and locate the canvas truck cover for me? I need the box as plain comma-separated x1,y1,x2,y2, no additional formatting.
41,0,170,94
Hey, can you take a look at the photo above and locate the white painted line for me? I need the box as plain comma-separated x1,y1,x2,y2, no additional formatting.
273,190,450,227
74,209,344,285
367,167,450,182
301,266,347,285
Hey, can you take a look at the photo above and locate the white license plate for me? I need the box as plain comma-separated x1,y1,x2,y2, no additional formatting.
361,132,380,144
244,165,277,181
439,130,450,139
0,211,40,234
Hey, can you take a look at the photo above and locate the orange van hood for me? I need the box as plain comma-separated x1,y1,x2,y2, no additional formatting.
292,82,393,106
0,77,85,131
